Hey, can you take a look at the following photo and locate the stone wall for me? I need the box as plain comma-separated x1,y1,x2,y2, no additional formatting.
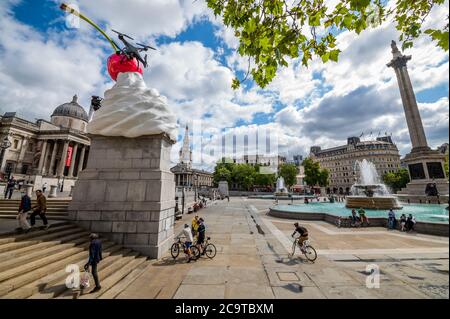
69,134,175,258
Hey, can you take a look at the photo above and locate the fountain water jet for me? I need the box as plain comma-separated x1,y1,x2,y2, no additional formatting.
275,176,289,196
346,159,402,209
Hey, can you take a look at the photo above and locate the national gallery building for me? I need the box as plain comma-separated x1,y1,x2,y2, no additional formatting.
0,95,90,191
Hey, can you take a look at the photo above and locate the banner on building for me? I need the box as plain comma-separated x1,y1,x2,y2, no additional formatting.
66,146,73,167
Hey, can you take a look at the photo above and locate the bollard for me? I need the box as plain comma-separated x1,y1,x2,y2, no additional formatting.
48,185,58,198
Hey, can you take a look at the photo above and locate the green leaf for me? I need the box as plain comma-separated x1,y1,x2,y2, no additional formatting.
329,49,340,62
321,52,330,63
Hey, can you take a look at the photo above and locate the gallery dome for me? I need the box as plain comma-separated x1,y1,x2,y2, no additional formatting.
51,95,88,122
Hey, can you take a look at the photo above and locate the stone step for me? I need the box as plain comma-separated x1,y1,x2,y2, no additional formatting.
0,231,89,260
0,235,90,273
31,248,133,299
0,242,119,298
0,240,91,283
80,255,148,299
0,228,85,254
98,259,152,299
0,208,68,212
0,223,72,243
0,215,69,221
3,242,120,299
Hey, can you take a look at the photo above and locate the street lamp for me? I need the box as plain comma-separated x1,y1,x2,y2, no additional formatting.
0,135,12,180
194,174,199,201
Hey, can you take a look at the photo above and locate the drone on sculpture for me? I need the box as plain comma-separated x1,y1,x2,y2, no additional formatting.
60,3,156,81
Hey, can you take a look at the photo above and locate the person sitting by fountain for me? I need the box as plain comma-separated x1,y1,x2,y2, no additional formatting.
291,222,309,249
304,198,309,204
358,207,370,226
387,209,396,230
406,214,416,232
350,209,360,227
400,214,407,232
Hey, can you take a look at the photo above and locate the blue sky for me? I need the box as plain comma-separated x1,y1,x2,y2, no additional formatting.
1,0,448,166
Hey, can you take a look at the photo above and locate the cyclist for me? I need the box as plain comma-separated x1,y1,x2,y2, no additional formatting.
191,215,200,239
291,222,309,250
180,224,194,262
196,218,206,255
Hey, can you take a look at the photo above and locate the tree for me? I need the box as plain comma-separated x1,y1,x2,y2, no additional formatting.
254,172,276,187
206,0,448,89
231,164,257,190
279,163,298,187
213,165,232,185
303,158,329,187
382,168,410,193
317,168,330,187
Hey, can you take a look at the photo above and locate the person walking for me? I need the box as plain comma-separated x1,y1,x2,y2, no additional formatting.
84,233,102,292
4,177,16,199
16,190,32,232
42,182,47,194
30,190,49,229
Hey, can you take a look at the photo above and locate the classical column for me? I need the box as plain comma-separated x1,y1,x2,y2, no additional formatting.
76,145,86,175
68,143,78,177
37,140,48,174
16,137,29,173
387,41,429,152
48,140,58,176
58,140,70,177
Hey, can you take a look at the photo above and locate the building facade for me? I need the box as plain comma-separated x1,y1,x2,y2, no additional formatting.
171,125,213,188
309,136,401,194
0,95,90,191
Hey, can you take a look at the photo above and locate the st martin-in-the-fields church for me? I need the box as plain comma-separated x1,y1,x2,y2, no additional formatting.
170,125,213,188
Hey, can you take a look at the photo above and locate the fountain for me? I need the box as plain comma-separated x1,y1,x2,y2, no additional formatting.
346,159,402,209
275,176,289,196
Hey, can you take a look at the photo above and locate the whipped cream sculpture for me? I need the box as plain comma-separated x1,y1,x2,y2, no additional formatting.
88,72,177,140
61,3,177,140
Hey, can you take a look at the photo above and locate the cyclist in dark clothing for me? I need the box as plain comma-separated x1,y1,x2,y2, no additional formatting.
292,222,309,247
196,218,206,254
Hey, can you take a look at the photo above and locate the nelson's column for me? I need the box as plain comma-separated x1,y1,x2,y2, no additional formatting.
387,41,448,200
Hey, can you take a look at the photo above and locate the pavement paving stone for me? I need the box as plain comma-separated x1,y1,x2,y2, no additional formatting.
115,197,448,299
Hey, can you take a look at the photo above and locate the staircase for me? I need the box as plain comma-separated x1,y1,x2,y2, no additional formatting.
0,222,152,299
0,199,70,221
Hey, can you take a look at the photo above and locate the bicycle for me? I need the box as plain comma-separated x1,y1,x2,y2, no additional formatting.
289,237,317,262
197,236,217,259
170,237,200,260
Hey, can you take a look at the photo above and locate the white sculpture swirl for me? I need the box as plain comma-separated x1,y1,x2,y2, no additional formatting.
88,72,177,140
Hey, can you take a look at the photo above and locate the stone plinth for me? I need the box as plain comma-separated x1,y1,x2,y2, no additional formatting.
68,133,175,259
399,149,448,197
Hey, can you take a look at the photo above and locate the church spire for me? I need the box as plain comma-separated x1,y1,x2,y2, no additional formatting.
179,124,192,167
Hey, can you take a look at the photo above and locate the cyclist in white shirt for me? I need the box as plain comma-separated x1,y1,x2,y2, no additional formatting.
180,224,194,262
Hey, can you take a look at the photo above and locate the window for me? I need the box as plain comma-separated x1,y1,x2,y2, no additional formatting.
21,164,29,175
13,140,19,149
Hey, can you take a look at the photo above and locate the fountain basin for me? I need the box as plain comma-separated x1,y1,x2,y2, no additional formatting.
270,202,449,223
346,196,402,210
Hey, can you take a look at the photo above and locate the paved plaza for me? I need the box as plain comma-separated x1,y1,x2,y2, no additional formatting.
114,197,449,299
